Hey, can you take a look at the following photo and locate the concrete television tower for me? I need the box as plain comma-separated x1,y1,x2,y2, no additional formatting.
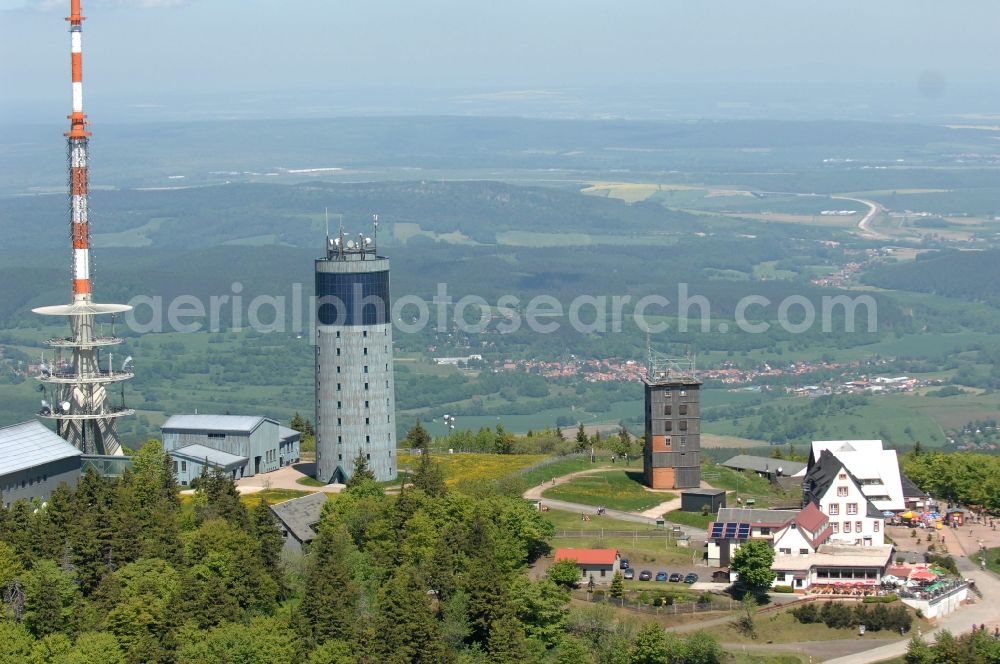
315,216,397,483
32,0,134,455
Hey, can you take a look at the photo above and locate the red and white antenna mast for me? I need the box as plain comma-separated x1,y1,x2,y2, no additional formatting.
67,0,92,302
31,0,136,456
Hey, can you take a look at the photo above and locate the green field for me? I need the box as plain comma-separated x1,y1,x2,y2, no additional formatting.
971,547,1000,575
515,456,612,488
543,509,694,568
701,607,912,645
542,470,670,511
663,509,715,529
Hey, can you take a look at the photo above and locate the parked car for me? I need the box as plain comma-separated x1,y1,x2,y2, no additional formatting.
684,573,699,584
669,572,682,582
620,559,630,570
623,569,635,580
639,570,652,581
655,571,668,582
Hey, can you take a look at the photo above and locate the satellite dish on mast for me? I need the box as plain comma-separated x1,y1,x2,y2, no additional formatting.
60,401,71,413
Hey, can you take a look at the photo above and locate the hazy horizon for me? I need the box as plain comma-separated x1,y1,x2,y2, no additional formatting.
2,0,1000,124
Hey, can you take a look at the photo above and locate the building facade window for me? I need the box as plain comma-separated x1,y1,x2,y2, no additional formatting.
874,521,880,532
828,503,839,515
844,521,852,533
837,486,848,497
846,503,858,515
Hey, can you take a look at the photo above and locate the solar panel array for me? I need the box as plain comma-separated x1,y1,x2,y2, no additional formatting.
708,522,751,540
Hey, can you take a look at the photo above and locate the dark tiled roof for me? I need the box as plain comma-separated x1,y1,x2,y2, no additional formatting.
803,450,883,519
269,492,329,543
899,472,923,498
716,507,797,527
722,454,806,476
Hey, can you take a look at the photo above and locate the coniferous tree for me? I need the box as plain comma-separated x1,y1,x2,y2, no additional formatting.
370,566,451,663
251,498,288,598
610,571,625,599
404,420,432,451
346,453,377,489
486,613,528,664
462,513,512,646
412,449,447,497
298,525,358,648
575,424,588,452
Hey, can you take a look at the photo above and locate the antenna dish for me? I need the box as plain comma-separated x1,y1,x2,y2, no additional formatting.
60,401,71,412
41,399,49,408
364,237,372,246
333,237,341,246
346,239,356,250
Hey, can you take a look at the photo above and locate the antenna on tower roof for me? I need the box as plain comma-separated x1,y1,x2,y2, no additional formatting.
373,213,378,254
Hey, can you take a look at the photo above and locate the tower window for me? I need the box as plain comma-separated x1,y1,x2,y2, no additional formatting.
363,365,368,373
363,330,367,338
337,366,341,374
365,382,369,390
366,436,370,444
337,401,342,409
363,347,368,355
365,417,370,425
336,348,341,356
366,452,371,459
336,331,340,338
337,418,341,426
337,383,341,391
365,400,369,408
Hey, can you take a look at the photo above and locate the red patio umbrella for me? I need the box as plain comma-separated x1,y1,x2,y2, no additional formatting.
911,570,936,582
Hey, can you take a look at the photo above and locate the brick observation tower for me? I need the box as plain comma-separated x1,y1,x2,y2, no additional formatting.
642,352,701,490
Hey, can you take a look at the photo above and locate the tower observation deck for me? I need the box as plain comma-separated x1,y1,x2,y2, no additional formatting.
314,219,397,483
31,0,134,455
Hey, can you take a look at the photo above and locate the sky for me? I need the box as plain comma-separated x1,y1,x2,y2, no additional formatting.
2,0,999,122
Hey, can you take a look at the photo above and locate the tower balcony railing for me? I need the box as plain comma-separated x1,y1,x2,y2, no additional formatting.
44,336,124,348
37,406,135,420
38,370,134,385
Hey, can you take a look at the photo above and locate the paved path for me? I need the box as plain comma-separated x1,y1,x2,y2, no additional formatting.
235,463,345,495
825,521,1000,664
523,467,616,501
524,469,705,539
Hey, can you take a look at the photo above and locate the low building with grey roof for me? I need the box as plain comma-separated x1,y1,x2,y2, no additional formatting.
0,420,83,507
161,414,300,485
721,454,806,480
269,491,329,555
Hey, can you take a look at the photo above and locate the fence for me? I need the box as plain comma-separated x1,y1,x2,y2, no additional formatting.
508,452,588,479
585,593,737,615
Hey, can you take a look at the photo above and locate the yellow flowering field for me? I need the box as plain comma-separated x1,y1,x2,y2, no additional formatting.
397,452,547,486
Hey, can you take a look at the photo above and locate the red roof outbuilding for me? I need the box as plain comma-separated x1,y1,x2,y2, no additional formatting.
554,548,619,566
